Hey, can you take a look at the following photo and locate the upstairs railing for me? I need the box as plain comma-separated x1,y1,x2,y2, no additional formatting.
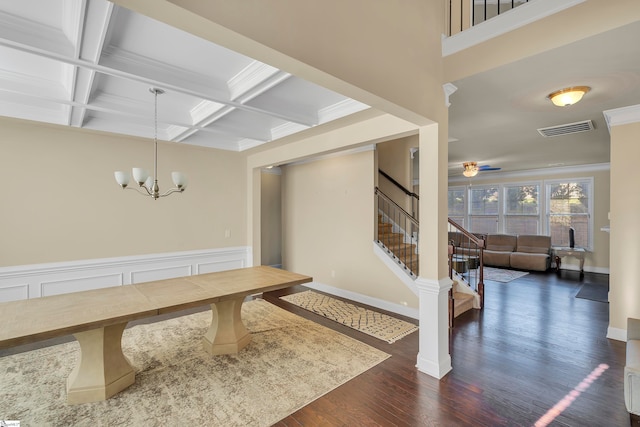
378,169,419,221
448,218,485,326
375,187,419,278
447,0,531,36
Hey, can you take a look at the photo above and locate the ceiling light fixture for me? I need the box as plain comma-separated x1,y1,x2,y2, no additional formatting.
547,86,591,107
114,88,187,200
463,161,478,177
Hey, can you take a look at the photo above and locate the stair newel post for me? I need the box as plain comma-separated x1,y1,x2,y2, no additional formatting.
448,242,455,328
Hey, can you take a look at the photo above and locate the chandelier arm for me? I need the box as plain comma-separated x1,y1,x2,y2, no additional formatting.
122,186,154,196
158,187,185,198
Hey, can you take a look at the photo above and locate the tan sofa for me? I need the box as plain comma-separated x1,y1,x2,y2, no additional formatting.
484,234,516,268
510,235,552,271
483,234,551,271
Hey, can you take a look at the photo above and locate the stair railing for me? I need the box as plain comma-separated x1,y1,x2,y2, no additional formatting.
447,0,531,36
375,187,419,277
378,169,419,220
448,218,485,326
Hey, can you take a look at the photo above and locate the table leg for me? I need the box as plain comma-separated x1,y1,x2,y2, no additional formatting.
555,255,562,272
67,322,135,404
203,297,251,355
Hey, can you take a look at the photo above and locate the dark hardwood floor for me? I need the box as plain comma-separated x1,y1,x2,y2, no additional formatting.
264,270,628,427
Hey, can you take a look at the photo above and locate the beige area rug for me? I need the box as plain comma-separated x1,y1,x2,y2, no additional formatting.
483,266,529,283
0,299,389,426
280,290,418,344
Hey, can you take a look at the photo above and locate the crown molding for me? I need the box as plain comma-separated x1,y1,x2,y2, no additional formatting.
318,99,369,124
603,104,640,131
448,162,610,184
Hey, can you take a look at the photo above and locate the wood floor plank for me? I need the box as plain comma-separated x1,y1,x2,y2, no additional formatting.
265,270,627,426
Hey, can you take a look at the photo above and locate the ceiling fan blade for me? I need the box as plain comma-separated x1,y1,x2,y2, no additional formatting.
478,165,501,171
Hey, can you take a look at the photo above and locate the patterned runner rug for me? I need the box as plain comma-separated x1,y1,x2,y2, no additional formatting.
280,290,418,343
0,299,389,426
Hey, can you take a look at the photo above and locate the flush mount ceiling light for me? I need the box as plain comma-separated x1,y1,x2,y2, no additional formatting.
114,88,187,200
547,86,591,107
463,161,478,177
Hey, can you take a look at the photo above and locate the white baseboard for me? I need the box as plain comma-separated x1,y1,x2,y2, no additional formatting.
0,247,251,303
607,326,627,342
304,281,419,320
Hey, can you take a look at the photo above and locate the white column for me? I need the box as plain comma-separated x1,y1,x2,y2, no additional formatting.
415,277,453,378
415,121,452,379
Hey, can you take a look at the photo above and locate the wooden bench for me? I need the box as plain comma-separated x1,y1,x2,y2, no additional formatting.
0,266,312,404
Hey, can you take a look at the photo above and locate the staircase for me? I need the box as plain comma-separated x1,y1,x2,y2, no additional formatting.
377,215,419,275
377,213,474,319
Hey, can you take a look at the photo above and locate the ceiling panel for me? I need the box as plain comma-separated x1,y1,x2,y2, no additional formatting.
0,0,369,152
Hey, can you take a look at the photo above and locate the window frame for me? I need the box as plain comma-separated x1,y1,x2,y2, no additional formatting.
544,177,594,251
502,182,541,235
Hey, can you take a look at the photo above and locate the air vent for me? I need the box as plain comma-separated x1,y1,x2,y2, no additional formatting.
537,120,594,137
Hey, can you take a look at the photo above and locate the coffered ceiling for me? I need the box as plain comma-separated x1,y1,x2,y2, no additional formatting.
0,0,368,151
1,0,639,178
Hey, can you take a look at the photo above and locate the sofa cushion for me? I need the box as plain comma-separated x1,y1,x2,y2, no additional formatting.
484,250,512,268
510,252,549,271
485,234,517,252
516,235,551,254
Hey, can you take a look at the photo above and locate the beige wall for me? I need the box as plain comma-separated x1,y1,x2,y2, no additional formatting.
377,136,419,214
449,166,611,271
282,150,418,309
260,170,282,267
0,117,246,267
609,121,640,331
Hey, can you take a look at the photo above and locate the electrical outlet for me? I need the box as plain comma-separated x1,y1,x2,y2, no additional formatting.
225,229,230,238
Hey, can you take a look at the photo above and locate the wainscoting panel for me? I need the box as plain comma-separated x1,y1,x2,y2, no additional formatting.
41,273,123,297
0,283,29,302
197,259,246,274
0,247,250,303
131,265,193,284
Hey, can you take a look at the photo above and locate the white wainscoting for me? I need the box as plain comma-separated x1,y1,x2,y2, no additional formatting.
0,247,251,303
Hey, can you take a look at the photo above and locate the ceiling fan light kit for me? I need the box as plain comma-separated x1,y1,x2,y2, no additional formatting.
463,161,479,177
547,86,591,107
114,88,188,200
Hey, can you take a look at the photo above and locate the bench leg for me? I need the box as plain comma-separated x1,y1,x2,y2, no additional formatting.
203,297,251,355
67,322,135,404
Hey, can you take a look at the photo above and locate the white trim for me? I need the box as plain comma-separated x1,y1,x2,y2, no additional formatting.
607,326,627,342
0,247,250,302
448,162,610,184
442,0,586,56
304,280,419,320
443,83,458,107
603,104,640,131
373,242,419,296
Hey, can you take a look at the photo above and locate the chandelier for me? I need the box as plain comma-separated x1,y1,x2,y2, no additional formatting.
114,88,187,199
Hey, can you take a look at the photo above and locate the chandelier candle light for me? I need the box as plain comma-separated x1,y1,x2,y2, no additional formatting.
114,88,187,199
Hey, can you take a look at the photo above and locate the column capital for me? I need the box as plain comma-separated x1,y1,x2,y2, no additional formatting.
415,276,453,294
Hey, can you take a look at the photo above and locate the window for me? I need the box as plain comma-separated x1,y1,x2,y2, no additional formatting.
546,179,592,249
504,184,539,234
448,187,466,227
469,186,499,234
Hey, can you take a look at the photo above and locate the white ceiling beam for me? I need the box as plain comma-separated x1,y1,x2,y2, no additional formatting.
69,0,115,127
